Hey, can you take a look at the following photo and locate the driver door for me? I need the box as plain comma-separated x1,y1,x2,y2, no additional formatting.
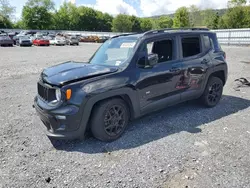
135,37,183,115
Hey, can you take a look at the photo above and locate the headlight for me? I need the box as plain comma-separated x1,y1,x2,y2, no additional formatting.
55,89,61,101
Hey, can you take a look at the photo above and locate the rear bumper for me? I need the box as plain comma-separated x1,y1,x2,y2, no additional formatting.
0,41,13,45
34,97,84,140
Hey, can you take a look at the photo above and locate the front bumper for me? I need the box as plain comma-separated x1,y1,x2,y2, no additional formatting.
20,41,32,46
34,97,84,139
20,43,32,46
56,41,66,45
69,40,79,44
38,42,50,45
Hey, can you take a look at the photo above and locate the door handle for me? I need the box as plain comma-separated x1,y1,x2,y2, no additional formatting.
201,59,209,64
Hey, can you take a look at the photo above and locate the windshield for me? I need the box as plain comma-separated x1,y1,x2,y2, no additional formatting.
89,36,138,66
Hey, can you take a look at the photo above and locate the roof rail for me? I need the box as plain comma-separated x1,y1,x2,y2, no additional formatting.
111,33,137,39
144,28,209,36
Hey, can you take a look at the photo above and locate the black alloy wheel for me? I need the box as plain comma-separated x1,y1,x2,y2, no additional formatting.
201,76,223,107
104,104,126,137
207,82,222,105
91,98,129,142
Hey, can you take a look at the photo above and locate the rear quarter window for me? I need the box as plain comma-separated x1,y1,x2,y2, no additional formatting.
203,35,212,51
209,33,222,51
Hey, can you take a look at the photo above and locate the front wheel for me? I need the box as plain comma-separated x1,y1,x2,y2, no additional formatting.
200,76,223,108
90,98,129,142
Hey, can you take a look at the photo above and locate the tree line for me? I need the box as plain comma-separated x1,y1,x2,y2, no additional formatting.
0,0,250,31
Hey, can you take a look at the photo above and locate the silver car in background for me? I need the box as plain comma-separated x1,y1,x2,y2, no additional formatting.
0,33,13,47
16,36,33,47
66,36,79,45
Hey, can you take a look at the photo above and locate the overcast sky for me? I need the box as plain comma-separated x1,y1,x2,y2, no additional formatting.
10,0,229,19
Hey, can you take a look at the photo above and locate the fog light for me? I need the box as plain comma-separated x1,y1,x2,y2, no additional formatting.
56,115,66,120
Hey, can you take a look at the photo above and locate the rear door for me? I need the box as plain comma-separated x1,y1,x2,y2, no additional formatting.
179,34,213,101
135,36,183,114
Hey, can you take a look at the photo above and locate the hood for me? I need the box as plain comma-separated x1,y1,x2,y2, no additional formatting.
42,61,119,86
39,39,48,41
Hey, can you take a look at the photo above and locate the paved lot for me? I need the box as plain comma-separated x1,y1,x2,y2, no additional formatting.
0,44,250,188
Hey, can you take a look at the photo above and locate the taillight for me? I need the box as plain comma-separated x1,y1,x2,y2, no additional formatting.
223,52,226,60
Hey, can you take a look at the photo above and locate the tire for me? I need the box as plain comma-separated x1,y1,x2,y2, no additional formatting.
90,98,130,142
200,76,223,108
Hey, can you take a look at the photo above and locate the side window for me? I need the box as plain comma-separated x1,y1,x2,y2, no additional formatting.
181,37,201,58
203,35,212,51
146,39,173,63
147,42,153,53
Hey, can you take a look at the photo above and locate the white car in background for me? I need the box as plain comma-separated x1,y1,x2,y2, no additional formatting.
35,33,43,39
49,36,66,46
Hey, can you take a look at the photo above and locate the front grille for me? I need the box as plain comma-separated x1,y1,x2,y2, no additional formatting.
37,82,56,102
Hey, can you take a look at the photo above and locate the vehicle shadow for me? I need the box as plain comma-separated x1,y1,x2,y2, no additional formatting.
52,95,250,153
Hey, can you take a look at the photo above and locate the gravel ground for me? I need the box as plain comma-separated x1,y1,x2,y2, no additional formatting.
0,44,250,188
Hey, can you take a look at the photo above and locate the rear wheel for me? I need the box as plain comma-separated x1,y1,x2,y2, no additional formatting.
200,76,223,108
90,98,129,142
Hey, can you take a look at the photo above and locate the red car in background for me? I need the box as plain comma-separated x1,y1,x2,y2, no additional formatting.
33,38,50,46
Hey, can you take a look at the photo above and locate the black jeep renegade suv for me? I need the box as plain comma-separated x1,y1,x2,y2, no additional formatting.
34,28,228,142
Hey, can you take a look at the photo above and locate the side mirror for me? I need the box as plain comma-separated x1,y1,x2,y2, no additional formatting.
148,53,158,67
137,53,158,68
